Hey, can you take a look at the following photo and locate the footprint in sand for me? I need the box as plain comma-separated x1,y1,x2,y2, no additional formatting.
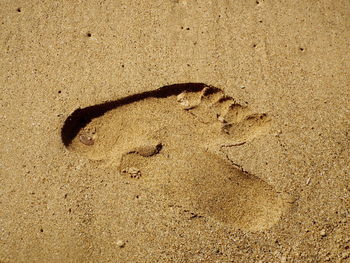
61,83,288,231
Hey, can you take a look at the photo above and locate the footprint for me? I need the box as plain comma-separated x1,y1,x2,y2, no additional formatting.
61,83,287,231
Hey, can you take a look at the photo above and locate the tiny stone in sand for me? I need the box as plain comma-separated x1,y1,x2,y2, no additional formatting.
116,240,125,248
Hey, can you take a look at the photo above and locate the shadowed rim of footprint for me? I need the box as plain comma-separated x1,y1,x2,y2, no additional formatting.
61,83,209,146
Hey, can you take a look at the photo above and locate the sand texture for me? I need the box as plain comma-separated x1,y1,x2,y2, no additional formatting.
0,0,349,262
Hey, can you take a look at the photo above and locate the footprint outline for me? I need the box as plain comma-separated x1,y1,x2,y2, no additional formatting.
61,82,288,231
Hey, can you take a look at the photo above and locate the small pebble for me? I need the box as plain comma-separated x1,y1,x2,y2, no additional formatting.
116,240,125,248
274,129,282,137
177,92,186,101
320,229,327,237
306,177,311,185
177,93,190,107
79,134,94,146
218,115,226,123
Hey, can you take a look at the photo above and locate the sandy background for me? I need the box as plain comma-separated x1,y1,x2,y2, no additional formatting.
1,0,349,262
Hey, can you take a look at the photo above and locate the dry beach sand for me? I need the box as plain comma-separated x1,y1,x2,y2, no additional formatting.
0,0,349,262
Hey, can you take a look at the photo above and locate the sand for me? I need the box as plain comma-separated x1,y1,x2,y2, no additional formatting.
0,0,349,262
